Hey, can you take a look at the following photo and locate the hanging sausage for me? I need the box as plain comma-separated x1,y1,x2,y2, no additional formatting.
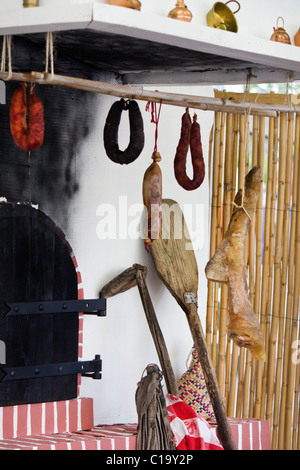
103,98,144,164
143,101,163,250
174,109,205,190
10,83,44,152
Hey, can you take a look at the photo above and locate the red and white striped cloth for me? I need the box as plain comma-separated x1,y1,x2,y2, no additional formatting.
166,394,223,451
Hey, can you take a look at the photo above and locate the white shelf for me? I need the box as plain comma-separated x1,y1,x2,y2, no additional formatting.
0,3,299,85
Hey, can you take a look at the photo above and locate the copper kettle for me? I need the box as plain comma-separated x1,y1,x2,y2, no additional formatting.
270,17,291,44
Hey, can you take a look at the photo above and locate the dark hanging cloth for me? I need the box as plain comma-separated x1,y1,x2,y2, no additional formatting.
135,364,176,450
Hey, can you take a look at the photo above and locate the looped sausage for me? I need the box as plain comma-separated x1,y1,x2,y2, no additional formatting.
104,98,144,164
174,109,205,191
10,83,44,152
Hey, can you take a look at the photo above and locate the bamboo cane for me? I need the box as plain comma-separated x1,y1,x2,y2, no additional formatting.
233,114,248,417
206,114,221,356
266,113,288,426
278,114,300,448
272,112,294,449
248,116,265,417
223,113,234,404
280,114,300,449
217,112,230,396
292,356,300,449
246,115,257,417
226,114,240,417
210,113,223,366
260,116,279,422
213,113,225,374
254,116,275,419
284,113,300,450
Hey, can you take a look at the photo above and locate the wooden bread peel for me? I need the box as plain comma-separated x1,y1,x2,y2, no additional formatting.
149,198,236,450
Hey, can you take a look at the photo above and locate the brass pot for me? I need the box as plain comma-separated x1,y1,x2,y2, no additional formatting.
270,17,291,44
23,0,39,6
168,0,192,22
206,1,240,33
294,28,300,47
109,0,141,10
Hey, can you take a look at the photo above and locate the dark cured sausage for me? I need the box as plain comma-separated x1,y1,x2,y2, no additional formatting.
174,109,205,191
104,99,144,164
142,152,162,247
10,83,44,152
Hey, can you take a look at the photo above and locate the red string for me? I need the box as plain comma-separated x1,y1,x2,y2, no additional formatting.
146,100,162,153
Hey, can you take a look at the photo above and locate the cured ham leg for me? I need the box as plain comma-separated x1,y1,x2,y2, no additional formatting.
205,166,266,361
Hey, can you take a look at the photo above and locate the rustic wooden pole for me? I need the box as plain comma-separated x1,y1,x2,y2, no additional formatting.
1,70,300,118
134,267,178,397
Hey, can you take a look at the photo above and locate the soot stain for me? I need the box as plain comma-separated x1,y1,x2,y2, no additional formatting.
0,36,102,231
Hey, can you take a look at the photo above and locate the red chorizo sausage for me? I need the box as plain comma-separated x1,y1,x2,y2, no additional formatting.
10,83,44,152
174,110,205,190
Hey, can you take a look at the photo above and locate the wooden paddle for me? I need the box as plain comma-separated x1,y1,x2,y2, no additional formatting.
149,199,236,450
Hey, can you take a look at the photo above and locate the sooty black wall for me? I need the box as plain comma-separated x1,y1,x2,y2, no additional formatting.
0,35,104,231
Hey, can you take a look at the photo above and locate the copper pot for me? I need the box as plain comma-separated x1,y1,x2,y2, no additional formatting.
294,28,300,47
270,17,291,44
168,0,192,22
206,1,240,32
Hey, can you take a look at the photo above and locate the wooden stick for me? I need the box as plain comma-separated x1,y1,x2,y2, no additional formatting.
1,70,300,118
134,268,178,397
101,264,178,396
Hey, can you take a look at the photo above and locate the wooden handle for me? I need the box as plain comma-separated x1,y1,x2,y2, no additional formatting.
135,268,178,396
185,304,236,450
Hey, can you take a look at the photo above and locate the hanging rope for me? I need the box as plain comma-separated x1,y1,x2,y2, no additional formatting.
146,99,162,153
1,35,13,81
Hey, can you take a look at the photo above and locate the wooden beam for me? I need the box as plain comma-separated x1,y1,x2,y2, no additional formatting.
1,70,300,117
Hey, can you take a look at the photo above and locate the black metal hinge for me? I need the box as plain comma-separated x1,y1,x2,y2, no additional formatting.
2,296,106,319
0,355,103,382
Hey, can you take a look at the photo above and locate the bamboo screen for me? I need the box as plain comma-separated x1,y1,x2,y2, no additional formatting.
205,91,300,450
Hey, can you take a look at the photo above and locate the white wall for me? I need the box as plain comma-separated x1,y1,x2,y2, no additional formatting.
68,85,213,425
